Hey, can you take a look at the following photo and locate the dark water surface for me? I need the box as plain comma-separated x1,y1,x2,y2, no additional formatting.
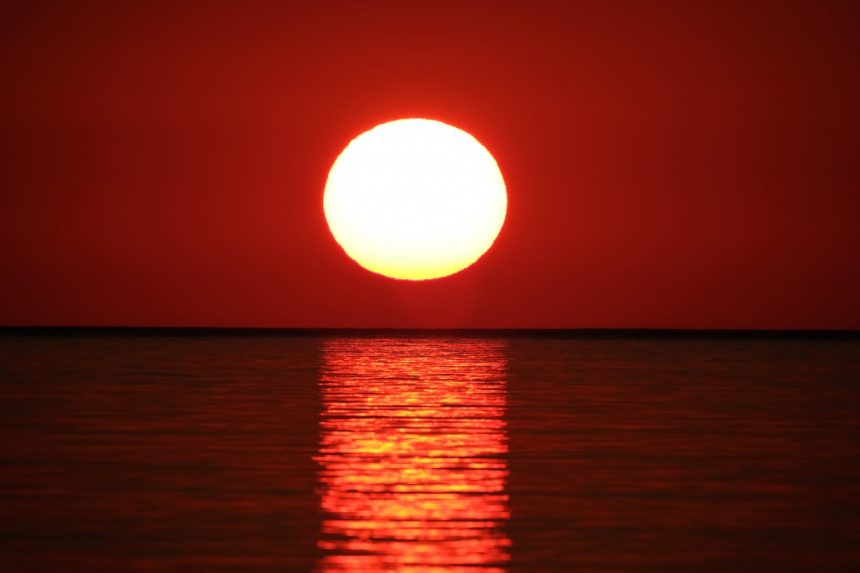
1,334,859,571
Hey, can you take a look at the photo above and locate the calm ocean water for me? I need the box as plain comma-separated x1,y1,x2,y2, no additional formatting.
1,334,859,572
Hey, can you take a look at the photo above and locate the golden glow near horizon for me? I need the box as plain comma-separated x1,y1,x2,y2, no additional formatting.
315,338,511,571
324,119,507,280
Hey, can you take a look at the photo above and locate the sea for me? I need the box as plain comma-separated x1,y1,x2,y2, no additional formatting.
1,330,859,572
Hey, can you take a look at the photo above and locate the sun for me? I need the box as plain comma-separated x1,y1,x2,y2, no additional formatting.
323,118,507,280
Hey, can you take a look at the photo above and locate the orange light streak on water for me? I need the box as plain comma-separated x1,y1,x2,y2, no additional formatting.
315,338,511,572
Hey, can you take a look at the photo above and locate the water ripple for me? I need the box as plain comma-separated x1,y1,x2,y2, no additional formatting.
315,338,510,572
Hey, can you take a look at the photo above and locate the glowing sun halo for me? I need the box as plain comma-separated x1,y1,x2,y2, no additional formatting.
324,119,507,280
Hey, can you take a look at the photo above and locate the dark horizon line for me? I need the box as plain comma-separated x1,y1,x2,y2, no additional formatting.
1,326,858,340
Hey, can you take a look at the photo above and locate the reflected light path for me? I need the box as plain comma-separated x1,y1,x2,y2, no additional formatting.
315,338,510,572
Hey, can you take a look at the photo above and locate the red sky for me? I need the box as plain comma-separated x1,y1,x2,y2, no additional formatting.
1,0,858,328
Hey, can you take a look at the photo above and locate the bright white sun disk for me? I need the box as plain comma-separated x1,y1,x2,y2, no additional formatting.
324,118,507,280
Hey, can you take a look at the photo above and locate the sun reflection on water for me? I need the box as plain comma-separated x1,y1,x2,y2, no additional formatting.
315,338,510,572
